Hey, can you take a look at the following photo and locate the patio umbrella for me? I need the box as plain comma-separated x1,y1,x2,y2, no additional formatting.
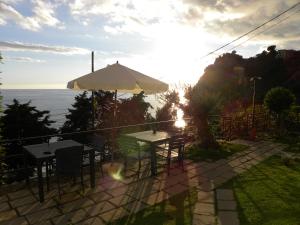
67,52,169,126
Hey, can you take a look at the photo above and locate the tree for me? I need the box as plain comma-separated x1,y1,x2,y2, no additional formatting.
264,87,296,129
1,99,56,181
117,92,153,126
60,91,92,142
155,90,179,130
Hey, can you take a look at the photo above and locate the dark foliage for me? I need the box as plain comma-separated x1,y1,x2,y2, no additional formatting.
0,99,56,181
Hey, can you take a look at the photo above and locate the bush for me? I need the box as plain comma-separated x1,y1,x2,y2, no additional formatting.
264,87,296,115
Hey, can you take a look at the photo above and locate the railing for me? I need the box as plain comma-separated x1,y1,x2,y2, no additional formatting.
0,119,190,184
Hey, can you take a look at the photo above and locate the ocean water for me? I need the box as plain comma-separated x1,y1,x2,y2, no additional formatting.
0,89,161,128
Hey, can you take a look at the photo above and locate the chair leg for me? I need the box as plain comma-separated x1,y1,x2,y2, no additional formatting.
46,161,50,191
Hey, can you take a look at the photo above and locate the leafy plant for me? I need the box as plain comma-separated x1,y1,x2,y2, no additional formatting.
1,99,56,182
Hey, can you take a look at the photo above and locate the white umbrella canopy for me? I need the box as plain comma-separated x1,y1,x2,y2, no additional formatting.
67,61,168,94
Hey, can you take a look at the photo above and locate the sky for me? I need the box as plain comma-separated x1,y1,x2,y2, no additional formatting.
0,0,300,89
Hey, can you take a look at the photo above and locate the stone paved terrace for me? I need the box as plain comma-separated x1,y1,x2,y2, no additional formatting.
0,140,286,225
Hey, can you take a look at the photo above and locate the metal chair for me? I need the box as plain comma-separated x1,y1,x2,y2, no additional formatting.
85,134,106,176
55,145,84,198
118,136,150,176
156,134,185,175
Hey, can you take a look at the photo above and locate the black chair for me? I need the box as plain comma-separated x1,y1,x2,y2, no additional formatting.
55,146,84,198
85,134,106,176
118,136,151,176
156,134,185,175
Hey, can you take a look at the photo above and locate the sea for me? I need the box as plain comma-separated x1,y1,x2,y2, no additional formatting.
0,89,161,129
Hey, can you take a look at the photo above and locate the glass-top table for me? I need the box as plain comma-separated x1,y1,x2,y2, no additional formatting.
126,130,171,176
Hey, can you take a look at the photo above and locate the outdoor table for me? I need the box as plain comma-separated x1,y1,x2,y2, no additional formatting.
24,140,95,202
125,130,171,176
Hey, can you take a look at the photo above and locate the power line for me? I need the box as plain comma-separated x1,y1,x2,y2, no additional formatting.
228,8,300,52
200,1,300,59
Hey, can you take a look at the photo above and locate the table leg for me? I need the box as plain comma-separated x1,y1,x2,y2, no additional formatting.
37,160,44,202
150,143,157,176
89,149,95,188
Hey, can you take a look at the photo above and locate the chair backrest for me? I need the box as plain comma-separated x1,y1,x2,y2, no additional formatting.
88,134,105,152
55,145,83,176
169,135,186,150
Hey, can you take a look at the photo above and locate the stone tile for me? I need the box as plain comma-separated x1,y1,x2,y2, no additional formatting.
60,198,94,213
197,191,214,203
184,177,201,187
10,195,37,208
197,181,214,192
8,190,32,200
26,207,61,224
0,195,8,203
85,201,115,217
218,200,237,211
218,211,239,225
105,186,129,197
0,216,28,225
56,192,82,204
193,202,215,216
193,214,216,225
164,184,188,196
216,189,234,201
100,207,129,223
31,220,52,225
83,185,106,196
17,199,57,216
0,202,10,212
87,192,112,203
52,209,89,225
123,201,148,214
0,210,17,222
141,191,169,206
108,194,135,207
76,216,105,225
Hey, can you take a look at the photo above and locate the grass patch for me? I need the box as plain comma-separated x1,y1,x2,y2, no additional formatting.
186,141,248,162
221,156,300,225
110,189,197,225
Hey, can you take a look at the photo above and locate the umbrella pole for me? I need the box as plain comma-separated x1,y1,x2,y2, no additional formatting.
91,51,95,129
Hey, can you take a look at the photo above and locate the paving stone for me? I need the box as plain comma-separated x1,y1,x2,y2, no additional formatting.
193,214,216,225
26,207,61,224
197,181,214,192
85,201,115,217
141,191,169,205
0,216,28,225
10,195,37,208
76,216,105,225
105,186,129,197
0,202,10,212
0,196,8,203
123,201,148,214
0,210,17,222
164,183,188,196
31,220,52,225
17,199,57,216
87,192,112,203
218,211,239,225
60,198,94,213
7,190,31,200
218,200,237,211
56,192,82,204
197,191,214,203
52,209,89,225
100,207,129,223
184,177,201,187
216,189,234,201
83,184,106,196
193,202,215,216
108,194,136,207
